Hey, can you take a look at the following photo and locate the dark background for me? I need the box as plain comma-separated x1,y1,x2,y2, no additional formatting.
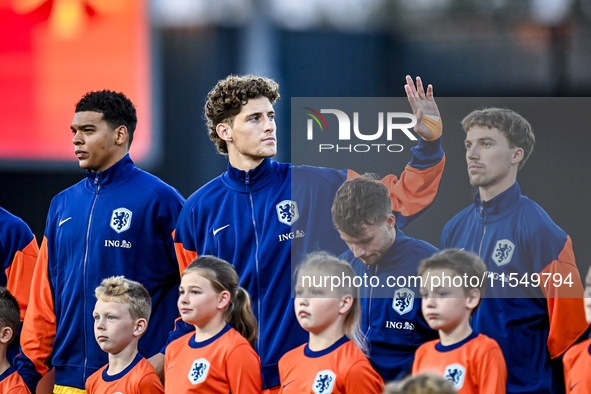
2,10,591,276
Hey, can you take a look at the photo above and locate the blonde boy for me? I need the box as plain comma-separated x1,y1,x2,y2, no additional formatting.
0,287,29,393
413,249,506,394
85,276,163,394
563,265,591,393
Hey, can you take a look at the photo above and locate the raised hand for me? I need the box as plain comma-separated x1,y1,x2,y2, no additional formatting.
404,75,441,141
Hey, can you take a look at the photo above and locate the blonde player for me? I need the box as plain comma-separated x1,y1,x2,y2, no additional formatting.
86,276,163,394
278,251,383,394
413,249,506,393
165,255,261,393
563,265,591,393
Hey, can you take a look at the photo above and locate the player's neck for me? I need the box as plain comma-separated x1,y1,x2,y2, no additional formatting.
228,153,266,172
307,321,345,352
107,344,139,376
0,350,10,376
478,177,516,202
193,316,227,343
439,319,473,346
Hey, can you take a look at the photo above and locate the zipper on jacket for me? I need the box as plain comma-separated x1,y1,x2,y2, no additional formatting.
246,173,261,355
477,202,487,258
366,264,377,335
82,174,101,383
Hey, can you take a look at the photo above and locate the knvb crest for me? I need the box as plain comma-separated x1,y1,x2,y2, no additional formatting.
312,370,336,394
276,200,299,225
188,358,210,385
110,208,132,233
392,288,414,315
444,364,466,389
492,239,515,267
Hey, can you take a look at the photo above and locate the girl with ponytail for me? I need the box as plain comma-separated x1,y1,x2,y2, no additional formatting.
278,251,383,393
164,255,261,393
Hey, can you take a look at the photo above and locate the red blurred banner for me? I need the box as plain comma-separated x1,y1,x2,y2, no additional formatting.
0,0,151,164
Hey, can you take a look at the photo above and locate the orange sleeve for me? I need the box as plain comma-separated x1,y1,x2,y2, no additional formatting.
19,237,55,377
476,342,507,394
5,237,39,321
137,373,164,394
539,236,589,358
346,156,445,217
174,241,198,275
344,359,384,394
226,343,262,394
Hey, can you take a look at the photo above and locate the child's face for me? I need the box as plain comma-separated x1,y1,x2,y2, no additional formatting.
294,270,348,335
178,271,223,327
584,267,591,324
420,268,474,333
93,299,136,354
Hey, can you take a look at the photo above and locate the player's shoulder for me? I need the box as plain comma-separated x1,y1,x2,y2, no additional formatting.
279,343,307,365
131,168,184,200
185,175,226,207
85,364,108,389
291,164,347,186
564,338,591,364
0,207,31,234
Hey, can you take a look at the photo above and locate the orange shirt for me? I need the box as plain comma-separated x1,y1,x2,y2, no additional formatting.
278,336,383,394
85,353,163,394
165,324,261,394
413,332,506,394
0,366,31,394
563,338,591,393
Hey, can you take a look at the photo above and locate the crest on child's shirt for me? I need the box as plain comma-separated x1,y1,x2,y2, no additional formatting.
276,200,299,225
444,364,466,390
312,370,336,394
392,288,414,315
492,239,515,267
110,207,132,233
188,358,210,385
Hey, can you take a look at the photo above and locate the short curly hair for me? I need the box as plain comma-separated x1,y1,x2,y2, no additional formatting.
75,90,138,148
205,75,280,154
95,276,152,322
331,174,391,237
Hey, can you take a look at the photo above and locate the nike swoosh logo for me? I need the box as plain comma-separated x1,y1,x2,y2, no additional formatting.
213,224,230,236
59,217,72,226
571,382,579,390
283,380,295,389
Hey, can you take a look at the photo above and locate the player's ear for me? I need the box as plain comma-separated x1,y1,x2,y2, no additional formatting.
114,125,129,147
216,123,233,143
0,327,12,345
511,147,524,166
339,295,353,315
385,214,396,230
134,318,148,337
466,289,480,310
217,290,231,311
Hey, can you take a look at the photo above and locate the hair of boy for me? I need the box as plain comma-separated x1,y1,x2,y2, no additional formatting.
295,251,367,354
0,287,20,344
183,255,258,348
95,276,152,322
75,90,138,147
331,174,391,237
461,107,535,171
382,373,457,394
418,249,487,311
204,75,280,155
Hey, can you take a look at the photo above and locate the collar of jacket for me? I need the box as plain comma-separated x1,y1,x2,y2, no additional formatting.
371,227,412,269
85,154,136,191
222,157,281,193
472,181,522,223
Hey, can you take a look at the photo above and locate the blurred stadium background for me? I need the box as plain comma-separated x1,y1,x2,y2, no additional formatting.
1,0,590,275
